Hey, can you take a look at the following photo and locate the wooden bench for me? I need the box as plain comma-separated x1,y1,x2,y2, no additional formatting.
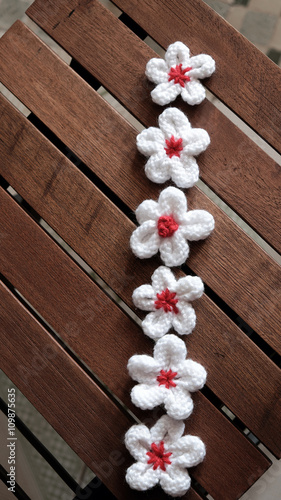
0,0,280,498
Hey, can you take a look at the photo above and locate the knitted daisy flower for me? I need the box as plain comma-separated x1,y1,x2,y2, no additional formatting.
128,334,206,419
137,108,210,188
146,41,215,106
132,266,204,339
125,414,205,497
130,186,214,267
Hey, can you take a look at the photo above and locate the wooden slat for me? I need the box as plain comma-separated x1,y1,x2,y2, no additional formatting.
0,282,133,499
0,195,271,500
0,22,280,355
26,0,281,253
114,0,281,154
0,97,281,460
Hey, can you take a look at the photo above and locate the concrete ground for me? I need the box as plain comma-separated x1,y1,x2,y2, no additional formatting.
0,1,280,499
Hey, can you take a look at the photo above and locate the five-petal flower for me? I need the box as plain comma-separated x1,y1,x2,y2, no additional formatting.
125,414,205,497
130,186,214,267
128,334,207,419
137,108,210,188
132,266,204,338
146,41,215,106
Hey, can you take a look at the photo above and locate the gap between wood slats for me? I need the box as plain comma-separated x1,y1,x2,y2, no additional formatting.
25,0,281,253
1,174,278,462
2,23,276,360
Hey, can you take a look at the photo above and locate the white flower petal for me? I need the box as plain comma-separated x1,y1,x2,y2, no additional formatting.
160,465,191,497
145,153,171,184
153,334,187,371
170,156,199,189
128,354,160,383
135,199,160,224
189,53,215,79
130,220,160,259
177,359,207,391
159,232,189,267
146,57,169,84
170,435,206,467
158,107,191,139
172,301,196,335
182,128,210,155
158,186,187,219
126,462,160,491
132,284,156,311
164,386,194,420
125,424,151,461
175,275,204,301
151,266,177,293
136,127,165,156
142,309,173,339
131,383,167,410
151,81,182,106
181,79,206,105
165,41,191,68
150,415,184,445
181,210,215,240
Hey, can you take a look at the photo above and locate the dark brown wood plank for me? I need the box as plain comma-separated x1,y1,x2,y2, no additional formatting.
0,23,280,356
0,98,281,460
0,276,270,500
114,0,281,154
0,279,202,500
26,0,281,253
0,282,133,499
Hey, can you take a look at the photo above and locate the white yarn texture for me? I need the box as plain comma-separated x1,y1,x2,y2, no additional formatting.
137,108,210,188
125,414,205,497
130,186,214,266
128,334,206,419
146,41,215,106
132,266,204,339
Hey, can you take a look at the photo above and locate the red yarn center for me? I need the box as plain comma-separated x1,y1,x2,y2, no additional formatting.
157,369,178,389
168,64,192,87
155,288,179,314
147,441,172,471
164,135,183,158
157,215,179,238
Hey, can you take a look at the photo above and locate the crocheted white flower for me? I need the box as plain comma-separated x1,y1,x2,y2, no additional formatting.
146,41,215,106
132,266,204,339
125,414,205,497
130,186,214,267
137,108,210,188
128,334,206,419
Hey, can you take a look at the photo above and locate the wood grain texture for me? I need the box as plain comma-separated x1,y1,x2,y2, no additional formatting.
0,282,133,499
0,24,280,355
0,97,280,460
0,195,271,499
113,0,281,154
0,278,206,500
26,0,281,253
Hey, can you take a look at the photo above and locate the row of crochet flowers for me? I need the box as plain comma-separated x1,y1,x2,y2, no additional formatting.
124,41,215,498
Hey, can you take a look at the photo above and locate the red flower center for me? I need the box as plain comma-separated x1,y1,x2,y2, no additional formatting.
164,135,183,158
157,215,179,238
147,441,172,471
157,369,177,389
155,288,179,314
168,64,192,87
